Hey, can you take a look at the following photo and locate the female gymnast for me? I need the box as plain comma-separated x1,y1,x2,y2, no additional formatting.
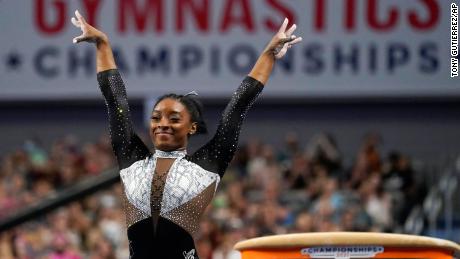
71,10,301,259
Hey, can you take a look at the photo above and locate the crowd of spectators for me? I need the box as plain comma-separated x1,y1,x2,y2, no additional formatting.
0,132,427,259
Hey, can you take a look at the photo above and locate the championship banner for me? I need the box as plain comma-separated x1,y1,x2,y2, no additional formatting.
0,0,458,100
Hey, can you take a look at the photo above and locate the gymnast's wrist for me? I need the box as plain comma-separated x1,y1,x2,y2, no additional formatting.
96,34,110,48
261,48,276,61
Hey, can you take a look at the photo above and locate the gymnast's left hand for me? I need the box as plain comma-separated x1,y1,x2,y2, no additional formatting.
264,18,302,59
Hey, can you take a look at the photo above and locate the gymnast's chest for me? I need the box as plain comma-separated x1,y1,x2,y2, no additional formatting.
119,156,219,215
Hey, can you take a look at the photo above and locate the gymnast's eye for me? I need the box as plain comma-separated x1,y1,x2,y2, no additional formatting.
170,116,180,123
151,115,160,121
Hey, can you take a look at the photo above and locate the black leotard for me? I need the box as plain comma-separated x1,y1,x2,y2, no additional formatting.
97,69,263,259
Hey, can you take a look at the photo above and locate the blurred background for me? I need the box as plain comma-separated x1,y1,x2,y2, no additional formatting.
0,0,459,258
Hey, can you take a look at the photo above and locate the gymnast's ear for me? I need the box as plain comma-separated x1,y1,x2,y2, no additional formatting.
189,122,197,135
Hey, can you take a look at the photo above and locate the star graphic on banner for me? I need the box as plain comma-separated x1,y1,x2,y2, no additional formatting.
5,52,22,71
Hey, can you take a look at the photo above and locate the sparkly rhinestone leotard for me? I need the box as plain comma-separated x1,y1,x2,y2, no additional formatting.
97,69,263,259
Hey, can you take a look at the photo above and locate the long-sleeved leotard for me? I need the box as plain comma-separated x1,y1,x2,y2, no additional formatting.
97,69,263,259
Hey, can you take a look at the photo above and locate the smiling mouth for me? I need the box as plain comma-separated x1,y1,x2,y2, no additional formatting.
155,132,173,136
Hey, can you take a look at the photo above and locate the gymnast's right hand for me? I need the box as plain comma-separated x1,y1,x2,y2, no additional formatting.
71,10,107,45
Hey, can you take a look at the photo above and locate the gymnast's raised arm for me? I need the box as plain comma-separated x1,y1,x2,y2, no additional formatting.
191,18,302,177
249,18,302,85
71,10,150,169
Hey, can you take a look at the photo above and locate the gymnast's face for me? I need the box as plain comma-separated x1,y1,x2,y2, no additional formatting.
150,98,197,152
